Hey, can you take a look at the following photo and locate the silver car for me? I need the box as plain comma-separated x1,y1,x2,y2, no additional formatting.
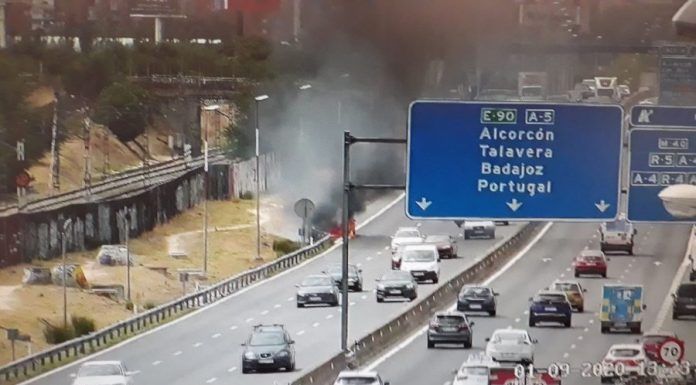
71,361,136,385
463,221,495,239
296,274,339,307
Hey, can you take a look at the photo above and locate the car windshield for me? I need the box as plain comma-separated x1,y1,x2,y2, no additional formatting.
493,332,526,342
249,332,285,346
611,348,641,357
461,287,491,297
396,230,420,238
581,255,604,262
436,315,465,325
553,283,580,292
78,364,122,377
605,220,629,232
677,285,696,297
535,294,566,302
382,271,412,281
335,377,378,385
302,276,333,286
402,250,435,262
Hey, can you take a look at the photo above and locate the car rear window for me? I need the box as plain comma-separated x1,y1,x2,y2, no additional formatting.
403,250,436,262
78,364,122,377
536,294,566,302
583,255,604,262
249,331,285,346
605,220,629,232
553,283,579,292
458,367,489,378
462,287,491,297
437,315,465,325
494,332,526,342
611,349,641,357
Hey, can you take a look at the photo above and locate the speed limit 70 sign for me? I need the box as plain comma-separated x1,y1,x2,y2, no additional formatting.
659,338,685,364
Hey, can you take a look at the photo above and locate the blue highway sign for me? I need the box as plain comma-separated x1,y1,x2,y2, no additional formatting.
406,101,623,221
631,105,696,128
628,128,696,223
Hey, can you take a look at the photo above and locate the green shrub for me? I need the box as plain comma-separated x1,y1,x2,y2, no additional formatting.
43,324,75,344
144,301,156,310
240,191,254,200
273,239,300,256
71,316,96,336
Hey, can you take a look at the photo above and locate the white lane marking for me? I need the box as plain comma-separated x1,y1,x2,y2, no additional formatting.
507,325,512,329
357,263,363,268
365,222,554,371
584,328,589,332
632,258,636,262
515,318,520,323
578,336,583,340
194,342,203,348
563,353,569,358
206,378,217,383
566,268,571,272
212,333,221,339
297,330,305,336
313,322,320,328
326,314,334,320
523,310,529,315
619,275,625,279
592,234,597,239
261,310,269,315
173,351,182,356
228,367,237,373
274,304,281,309
560,273,565,278
152,360,162,366
589,319,594,324
361,295,368,300
287,297,294,302
654,261,662,266
655,227,695,329
367,256,374,261
349,302,356,306
245,317,254,323
230,325,238,331
624,269,629,273
21,193,409,384
384,246,390,251
628,264,633,268
571,344,576,349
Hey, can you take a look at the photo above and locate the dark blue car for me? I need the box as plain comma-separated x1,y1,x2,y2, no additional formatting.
528,291,572,328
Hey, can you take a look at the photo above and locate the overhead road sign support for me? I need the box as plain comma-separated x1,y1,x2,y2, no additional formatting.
406,101,623,221
627,128,696,223
631,105,696,129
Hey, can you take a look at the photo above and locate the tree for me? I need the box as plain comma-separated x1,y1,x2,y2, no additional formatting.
93,82,151,142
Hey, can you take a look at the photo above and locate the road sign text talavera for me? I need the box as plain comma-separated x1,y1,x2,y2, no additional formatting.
407,101,622,221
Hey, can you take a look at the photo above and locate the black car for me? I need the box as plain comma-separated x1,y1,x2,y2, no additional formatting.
427,311,474,349
375,270,418,302
672,282,696,319
425,235,458,259
296,274,339,308
324,264,363,292
528,291,572,327
241,324,296,373
457,285,498,316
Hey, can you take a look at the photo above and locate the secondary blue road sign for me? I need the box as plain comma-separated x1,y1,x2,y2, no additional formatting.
628,128,696,223
631,105,696,128
406,101,623,221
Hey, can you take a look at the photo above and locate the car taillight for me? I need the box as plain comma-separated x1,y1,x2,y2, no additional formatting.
459,323,469,331
429,320,439,328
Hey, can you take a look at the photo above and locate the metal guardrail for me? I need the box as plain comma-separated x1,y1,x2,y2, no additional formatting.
291,222,544,385
0,235,333,381
0,149,225,217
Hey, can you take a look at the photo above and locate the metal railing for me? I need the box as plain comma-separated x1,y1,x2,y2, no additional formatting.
0,235,334,381
0,150,225,216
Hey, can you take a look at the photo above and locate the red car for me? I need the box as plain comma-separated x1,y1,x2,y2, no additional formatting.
573,250,608,278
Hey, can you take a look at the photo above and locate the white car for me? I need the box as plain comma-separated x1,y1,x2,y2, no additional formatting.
463,221,495,239
71,361,136,385
333,370,390,385
601,344,648,383
390,227,424,253
485,328,536,364
399,244,440,284
452,353,500,385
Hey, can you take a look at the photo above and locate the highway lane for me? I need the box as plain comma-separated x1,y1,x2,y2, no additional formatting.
658,251,696,363
27,197,526,385
370,223,691,385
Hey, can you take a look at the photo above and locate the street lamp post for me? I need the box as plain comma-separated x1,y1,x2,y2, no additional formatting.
60,218,72,327
254,95,269,261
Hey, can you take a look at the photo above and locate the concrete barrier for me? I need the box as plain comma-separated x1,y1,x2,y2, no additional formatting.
292,222,545,385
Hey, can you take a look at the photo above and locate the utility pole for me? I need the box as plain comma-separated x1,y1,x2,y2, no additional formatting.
60,218,72,328
49,94,60,194
254,95,269,261
83,116,92,196
203,112,209,274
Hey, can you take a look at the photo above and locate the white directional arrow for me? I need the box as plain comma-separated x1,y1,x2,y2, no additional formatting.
416,197,432,211
542,258,552,263
506,199,523,212
654,261,662,267
595,200,611,213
